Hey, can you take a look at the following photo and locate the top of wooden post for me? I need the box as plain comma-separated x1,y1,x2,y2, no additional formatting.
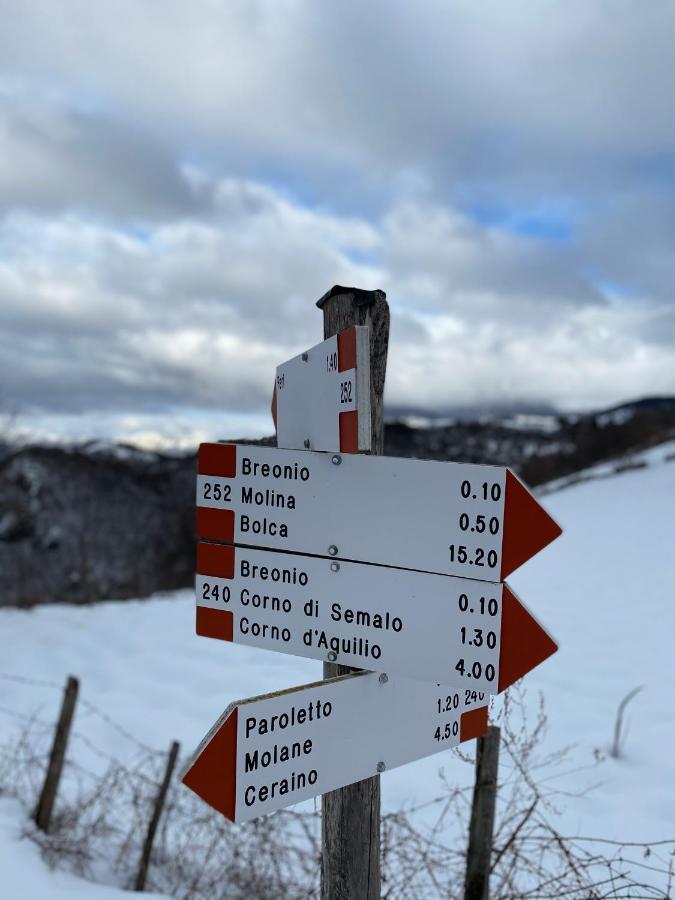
316,285,386,309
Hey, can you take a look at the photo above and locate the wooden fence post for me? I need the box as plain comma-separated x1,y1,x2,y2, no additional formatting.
464,725,500,900
319,286,390,900
34,674,79,833
135,740,181,892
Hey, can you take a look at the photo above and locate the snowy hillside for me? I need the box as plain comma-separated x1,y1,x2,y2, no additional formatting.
0,441,674,897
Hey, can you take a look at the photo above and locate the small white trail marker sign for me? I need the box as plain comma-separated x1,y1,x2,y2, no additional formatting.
196,442,561,582
272,326,371,453
181,670,489,824
195,543,558,693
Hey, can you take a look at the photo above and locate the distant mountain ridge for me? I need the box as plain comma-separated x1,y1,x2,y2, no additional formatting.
0,396,673,608
385,395,675,425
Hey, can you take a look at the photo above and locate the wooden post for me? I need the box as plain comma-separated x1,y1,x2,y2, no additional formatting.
34,674,79,833
319,286,389,900
464,725,500,900
135,740,180,891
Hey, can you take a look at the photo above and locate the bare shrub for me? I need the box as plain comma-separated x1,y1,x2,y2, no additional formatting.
610,686,645,759
0,681,673,899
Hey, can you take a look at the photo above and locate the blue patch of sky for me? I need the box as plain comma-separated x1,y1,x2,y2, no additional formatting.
592,279,635,302
625,152,675,192
47,209,155,247
462,200,575,241
122,223,153,244
250,164,392,223
68,87,117,117
508,216,572,241
179,146,326,211
345,246,380,267
181,141,396,220
248,166,323,210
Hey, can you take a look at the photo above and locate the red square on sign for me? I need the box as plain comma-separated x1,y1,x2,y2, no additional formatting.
197,543,235,578
196,607,233,642
196,507,235,543
198,443,237,478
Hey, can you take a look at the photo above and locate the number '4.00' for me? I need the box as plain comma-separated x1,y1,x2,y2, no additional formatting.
455,659,496,682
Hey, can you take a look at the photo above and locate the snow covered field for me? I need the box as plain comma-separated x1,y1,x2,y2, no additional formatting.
1,441,674,897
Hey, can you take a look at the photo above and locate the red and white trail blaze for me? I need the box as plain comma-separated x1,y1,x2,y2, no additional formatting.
182,671,490,823
195,442,562,582
194,542,558,693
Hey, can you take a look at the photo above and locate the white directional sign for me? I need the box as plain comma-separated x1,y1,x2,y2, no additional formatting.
196,442,561,582
272,326,371,453
196,542,558,693
182,670,489,823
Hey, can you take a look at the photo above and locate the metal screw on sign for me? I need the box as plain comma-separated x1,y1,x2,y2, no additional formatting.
378,673,388,684
376,761,386,773
331,454,342,466
302,352,309,361
328,545,338,556
330,562,340,572
327,651,337,662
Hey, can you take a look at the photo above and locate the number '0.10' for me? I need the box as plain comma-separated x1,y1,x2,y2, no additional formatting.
460,480,501,501
458,594,499,616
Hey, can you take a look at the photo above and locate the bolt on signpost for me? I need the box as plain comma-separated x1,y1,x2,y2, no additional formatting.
181,286,562,899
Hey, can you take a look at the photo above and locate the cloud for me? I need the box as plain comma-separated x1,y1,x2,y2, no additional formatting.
0,83,200,218
3,1,675,196
1,181,673,437
0,187,381,417
0,1,674,444
387,302,675,412
382,203,598,320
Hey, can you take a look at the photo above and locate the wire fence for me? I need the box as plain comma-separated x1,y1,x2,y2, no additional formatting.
0,670,673,899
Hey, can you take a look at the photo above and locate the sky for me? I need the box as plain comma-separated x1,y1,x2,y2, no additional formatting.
1,0,675,448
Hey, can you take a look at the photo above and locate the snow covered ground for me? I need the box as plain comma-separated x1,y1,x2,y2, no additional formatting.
0,442,673,897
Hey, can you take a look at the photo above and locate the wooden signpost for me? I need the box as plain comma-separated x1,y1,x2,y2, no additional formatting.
318,288,389,900
182,286,562,900
195,541,557,692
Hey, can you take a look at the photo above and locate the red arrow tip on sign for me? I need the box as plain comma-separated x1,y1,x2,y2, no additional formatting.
271,382,278,432
182,708,238,821
498,586,558,692
501,471,562,579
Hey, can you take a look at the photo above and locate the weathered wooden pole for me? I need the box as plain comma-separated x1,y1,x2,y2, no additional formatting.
34,674,79,833
464,725,500,900
135,740,180,891
319,285,390,900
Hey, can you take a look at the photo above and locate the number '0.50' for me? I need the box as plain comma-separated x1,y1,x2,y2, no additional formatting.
459,513,500,534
